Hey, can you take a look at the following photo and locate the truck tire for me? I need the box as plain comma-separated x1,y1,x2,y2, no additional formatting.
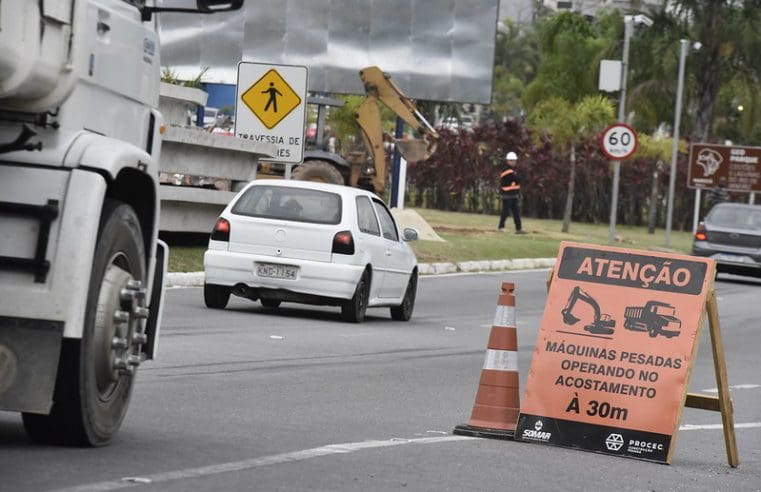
292,160,344,185
23,199,146,446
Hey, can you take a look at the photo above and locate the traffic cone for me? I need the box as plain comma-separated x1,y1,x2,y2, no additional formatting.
453,282,520,440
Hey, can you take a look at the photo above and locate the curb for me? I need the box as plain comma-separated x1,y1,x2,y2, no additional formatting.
166,258,557,288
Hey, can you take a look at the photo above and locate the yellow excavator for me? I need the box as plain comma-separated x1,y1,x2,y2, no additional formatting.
286,66,439,194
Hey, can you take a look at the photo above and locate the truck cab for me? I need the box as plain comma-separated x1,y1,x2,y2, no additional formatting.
0,0,240,446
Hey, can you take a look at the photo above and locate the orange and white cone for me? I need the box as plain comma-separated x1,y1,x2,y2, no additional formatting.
453,282,520,440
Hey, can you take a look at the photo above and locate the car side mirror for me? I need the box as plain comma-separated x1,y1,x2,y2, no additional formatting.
402,228,419,242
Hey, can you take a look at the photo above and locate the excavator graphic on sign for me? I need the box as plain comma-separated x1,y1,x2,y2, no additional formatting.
561,286,616,335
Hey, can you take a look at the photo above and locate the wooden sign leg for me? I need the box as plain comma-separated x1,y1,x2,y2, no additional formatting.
684,290,739,467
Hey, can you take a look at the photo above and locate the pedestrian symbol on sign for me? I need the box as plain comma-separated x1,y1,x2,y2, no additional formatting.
241,69,302,129
262,82,283,113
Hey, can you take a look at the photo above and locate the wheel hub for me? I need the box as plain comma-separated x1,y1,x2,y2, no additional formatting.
93,264,149,397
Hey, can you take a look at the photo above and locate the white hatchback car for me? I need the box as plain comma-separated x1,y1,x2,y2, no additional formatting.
203,180,419,322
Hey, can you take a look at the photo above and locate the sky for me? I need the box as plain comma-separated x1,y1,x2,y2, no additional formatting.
499,0,534,23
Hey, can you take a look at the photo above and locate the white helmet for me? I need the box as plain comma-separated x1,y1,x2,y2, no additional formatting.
506,151,518,161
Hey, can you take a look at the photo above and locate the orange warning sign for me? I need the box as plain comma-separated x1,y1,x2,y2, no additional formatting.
516,241,715,463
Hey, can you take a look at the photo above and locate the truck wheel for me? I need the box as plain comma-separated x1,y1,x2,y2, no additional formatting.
23,199,146,446
292,160,344,185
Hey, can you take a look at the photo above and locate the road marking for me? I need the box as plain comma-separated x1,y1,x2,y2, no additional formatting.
428,268,553,278
53,436,473,492
680,422,761,431
52,421,761,491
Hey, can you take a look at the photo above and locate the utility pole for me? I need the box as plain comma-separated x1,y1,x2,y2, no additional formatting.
608,16,633,245
608,14,652,245
665,40,690,248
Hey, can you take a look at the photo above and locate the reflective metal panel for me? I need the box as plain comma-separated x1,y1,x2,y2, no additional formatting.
158,0,499,103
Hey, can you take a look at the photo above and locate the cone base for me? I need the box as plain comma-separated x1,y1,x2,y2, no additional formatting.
452,423,515,440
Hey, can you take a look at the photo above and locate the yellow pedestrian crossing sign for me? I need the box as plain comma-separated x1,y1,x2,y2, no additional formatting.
235,62,308,163
241,69,302,129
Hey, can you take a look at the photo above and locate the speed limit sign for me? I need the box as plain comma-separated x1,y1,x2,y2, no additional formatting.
600,123,638,160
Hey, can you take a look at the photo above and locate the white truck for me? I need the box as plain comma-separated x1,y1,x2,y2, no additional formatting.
0,0,241,446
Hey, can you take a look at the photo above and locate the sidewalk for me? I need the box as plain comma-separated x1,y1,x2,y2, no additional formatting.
165,257,557,288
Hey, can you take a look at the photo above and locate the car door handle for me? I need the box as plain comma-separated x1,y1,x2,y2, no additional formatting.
385,249,392,256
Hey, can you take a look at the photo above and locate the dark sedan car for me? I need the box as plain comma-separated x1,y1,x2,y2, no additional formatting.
692,202,761,278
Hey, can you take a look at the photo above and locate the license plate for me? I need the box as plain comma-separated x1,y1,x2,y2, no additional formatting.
713,253,751,264
256,263,298,279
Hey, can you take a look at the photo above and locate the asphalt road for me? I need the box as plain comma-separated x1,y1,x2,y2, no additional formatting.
1,270,759,491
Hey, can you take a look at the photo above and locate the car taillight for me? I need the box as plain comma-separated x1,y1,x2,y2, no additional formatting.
332,230,355,255
211,218,230,241
694,223,707,241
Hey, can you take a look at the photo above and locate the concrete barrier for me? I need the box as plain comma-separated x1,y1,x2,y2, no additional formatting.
158,83,276,233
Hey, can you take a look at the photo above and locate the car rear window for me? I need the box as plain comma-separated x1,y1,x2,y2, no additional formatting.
709,206,761,230
231,185,342,224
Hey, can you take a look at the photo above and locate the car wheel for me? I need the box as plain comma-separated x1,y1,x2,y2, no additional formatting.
390,271,417,321
260,298,281,308
342,270,370,323
23,200,145,446
204,283,230,309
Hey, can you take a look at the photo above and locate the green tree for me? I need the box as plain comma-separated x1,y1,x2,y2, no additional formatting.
523,12,607,111
529,95,614,232
623,1,761,142
490,17,540,120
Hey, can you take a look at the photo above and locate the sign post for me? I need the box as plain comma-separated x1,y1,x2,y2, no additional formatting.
601,123,638,246
516,241,738,466
234,62,308,164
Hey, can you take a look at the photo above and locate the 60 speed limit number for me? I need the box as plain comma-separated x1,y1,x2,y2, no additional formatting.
599,123,638,160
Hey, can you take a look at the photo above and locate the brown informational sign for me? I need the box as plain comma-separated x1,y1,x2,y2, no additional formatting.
516,242,714,464
687,142,761,192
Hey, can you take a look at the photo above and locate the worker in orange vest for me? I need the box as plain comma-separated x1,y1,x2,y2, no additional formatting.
498,151,527,234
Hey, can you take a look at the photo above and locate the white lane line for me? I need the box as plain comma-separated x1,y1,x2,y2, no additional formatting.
700,384,760,393
51,421,761,492
53,435,473,492
680,422,761,431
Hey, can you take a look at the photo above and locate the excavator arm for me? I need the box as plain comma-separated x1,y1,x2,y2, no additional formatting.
353,66,439,193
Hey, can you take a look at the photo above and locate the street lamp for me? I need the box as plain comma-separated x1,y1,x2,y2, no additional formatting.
664,39,690,248
608,14,652,245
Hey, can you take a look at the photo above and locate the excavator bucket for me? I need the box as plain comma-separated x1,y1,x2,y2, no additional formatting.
394,138,436,163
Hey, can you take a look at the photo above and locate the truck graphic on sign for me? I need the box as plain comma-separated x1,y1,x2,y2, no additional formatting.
623,301,682,338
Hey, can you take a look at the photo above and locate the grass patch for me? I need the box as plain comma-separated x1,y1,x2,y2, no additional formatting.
168,246,206,273
412,209,694,263
166,208,695,272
